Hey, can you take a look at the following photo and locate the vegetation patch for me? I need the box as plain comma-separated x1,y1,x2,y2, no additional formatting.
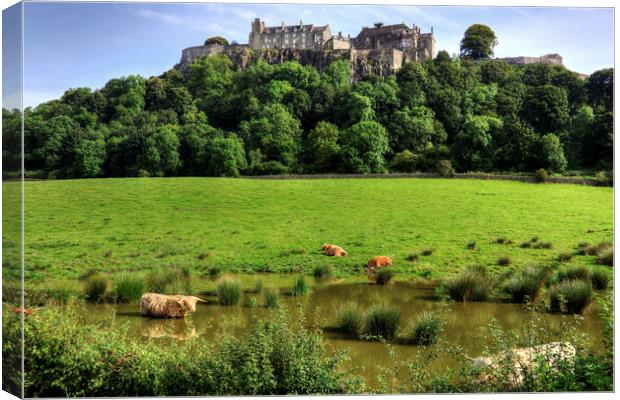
291,275,309,296
501,266,548,303
363,303,401,341
83,274,108,303
216,278,242,305
337,302,364,337
411,311,444,345
549,280,593,314
113,273,145,302
441,265,495,301
313,264,334,279
374,268,394,285
263,288,279,308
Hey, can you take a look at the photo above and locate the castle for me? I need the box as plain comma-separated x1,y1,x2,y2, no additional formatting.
176,18,436,78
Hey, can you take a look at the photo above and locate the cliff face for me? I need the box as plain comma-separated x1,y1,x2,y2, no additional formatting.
175,44,404,80
496,53,564,67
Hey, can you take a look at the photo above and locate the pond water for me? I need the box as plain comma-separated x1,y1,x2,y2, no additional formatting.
83,279,606,387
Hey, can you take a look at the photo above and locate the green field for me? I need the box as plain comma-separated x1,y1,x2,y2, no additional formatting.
9,177,613,281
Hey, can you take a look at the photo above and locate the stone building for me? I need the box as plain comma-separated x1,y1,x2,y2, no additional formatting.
249,18,332,50
352,22,435,61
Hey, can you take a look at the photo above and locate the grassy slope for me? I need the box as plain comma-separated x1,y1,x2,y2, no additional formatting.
14,177,613,281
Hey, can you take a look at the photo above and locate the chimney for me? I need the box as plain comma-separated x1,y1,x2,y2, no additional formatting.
431,26,434,34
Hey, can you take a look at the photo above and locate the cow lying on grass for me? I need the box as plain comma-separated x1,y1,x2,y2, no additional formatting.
467,342,576,387
322,243,347,257
140,293,206,318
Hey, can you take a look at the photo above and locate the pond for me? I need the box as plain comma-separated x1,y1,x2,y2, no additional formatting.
83,278,606,388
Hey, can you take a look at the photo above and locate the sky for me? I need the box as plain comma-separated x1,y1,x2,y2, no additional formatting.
2,1,615,109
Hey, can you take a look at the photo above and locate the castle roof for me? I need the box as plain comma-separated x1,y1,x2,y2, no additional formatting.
263,23,329,34
358,23,409,35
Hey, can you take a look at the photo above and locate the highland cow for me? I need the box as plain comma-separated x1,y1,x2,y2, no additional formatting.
322,243,347,257
140,293,206,318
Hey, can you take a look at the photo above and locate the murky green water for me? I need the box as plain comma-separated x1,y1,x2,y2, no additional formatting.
83,279,606,387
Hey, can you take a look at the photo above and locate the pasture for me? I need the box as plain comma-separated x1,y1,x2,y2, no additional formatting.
12,177,612,282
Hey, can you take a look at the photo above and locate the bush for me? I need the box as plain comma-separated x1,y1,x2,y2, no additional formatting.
391,150,419,172
113,273,145,302
467,241,476,250
146,268,191,294
374,268,394,285
520,241,532,248
496,237,507,244
292,275,309,296
436,160,455,177
411,311,443,345
596,248,613,266
406,253,418,261
556,266,591,282
337,302,364,336
363,304,401,341
535,168,549,183
502,266,547,303
590,268,610,290
206,266,222,279
216,278,242,305
205,36,229,46
557,253,573,262
421,248,434,256
533,241,553,249
263,288,279,308
313,264,334,278
84,274,108,302
137,169,151,177
45,284,79,304
594,170,613,186
497,256,511,266
442,266,494,302
549,280,593,314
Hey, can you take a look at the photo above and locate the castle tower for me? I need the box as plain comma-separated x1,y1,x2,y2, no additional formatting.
249,18,265,48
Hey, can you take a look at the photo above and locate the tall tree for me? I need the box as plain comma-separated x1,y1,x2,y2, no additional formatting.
460,24,498,60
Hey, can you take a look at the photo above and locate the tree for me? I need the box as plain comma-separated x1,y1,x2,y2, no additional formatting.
460,24,498,60
340,120,389,173
239,103,302,168
305,121,340,172
386,106,446,154
396,62,428,108
586,68,613,111
453,114,503,171
206,135,247,176
205,36,229,46
522,84,570,134
323,60,350,89
138,124,181,176
538,133,567,172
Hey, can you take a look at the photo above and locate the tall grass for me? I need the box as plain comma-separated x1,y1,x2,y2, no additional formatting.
45,283,79,304
501,266,548,303
363,303,401,341
263,288,279,308
441,265,494,302
556,266,591,282
84,274,108,302
113,273,145,302
292,275,309,296
411,311,443,345
590,268,610,290
216,278,242,305
146,267,191,294
374,268,394,285
549,280,593,314
337,302,364,336
313,264,334,278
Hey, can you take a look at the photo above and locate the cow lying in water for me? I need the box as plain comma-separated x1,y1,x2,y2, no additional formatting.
467,342,576,387
140,293,206,318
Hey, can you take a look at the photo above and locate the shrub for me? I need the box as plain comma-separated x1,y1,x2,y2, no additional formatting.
216,278,242,305
263,288,279,308
596,248,613,266
421,248,434,256
137,169,151,177
113,273,145,302
436,159,455,177
45,284,79,304
84,274,108,302
391,150,419,172
520,241,532,248
364,304,401,341
292,275,309,296
502,266,547,303
496,237,507,244
534,168,548,183
374,268,394,285
207,266,222,279
594,170,613,186
406,253,419,262
337,302,364,336
467,241,476,250
205,36,229,46
411,311,443,345
146,268,191,294
533,242,553,249
590,268,610,290
442,266,494,302
549,280,593,314
497,256,511,266
557,253,573,262
556,266,591,282
313,264,334,278
531,236,540,243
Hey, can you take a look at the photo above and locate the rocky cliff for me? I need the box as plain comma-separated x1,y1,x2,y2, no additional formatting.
175,44,406,80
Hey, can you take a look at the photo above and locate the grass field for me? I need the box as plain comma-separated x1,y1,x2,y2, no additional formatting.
6,177,613,281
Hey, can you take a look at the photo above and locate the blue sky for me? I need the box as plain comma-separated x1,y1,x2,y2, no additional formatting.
7,2,615,108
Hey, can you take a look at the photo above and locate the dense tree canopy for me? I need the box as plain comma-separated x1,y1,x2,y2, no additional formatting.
460,24,498,60
3,27,613,179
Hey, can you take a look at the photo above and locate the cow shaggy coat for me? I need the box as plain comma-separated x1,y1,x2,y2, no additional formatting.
322,243,347,257
140,293,206,318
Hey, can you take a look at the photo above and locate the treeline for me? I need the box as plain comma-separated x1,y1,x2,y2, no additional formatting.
2,53,613,178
